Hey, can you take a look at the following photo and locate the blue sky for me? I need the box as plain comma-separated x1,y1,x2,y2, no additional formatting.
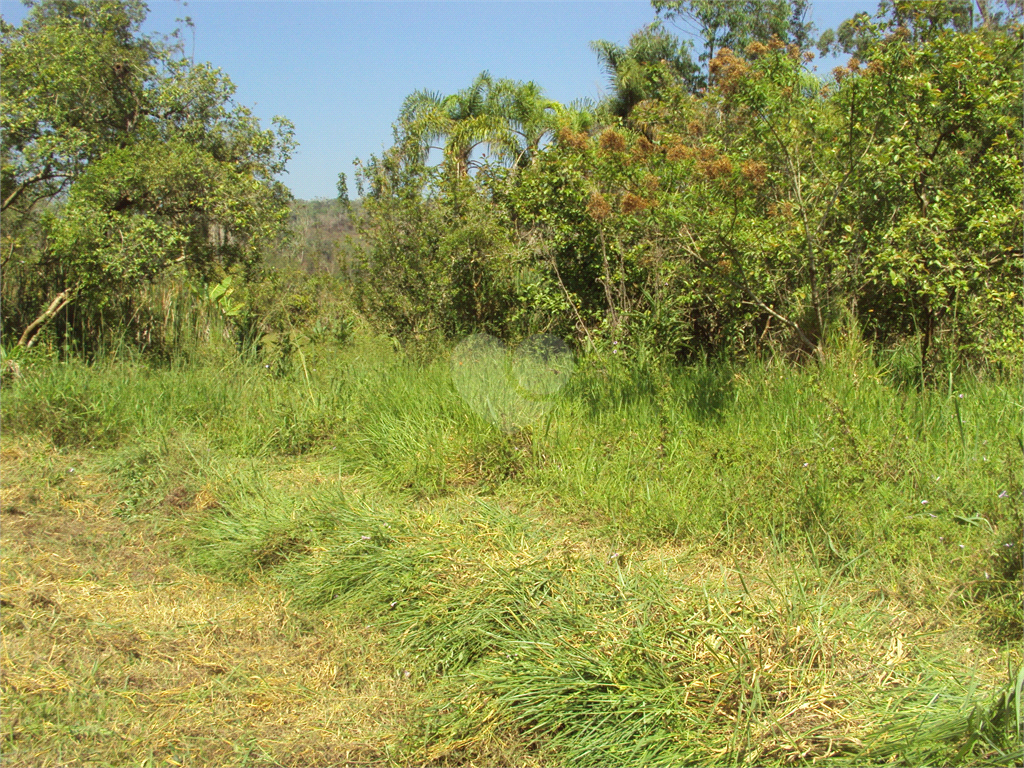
1,0,879,200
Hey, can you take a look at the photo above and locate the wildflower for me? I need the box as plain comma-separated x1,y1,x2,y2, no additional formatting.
361,535,371,540
921,499,927,505
958,544,965,549
928,514,936,518
667,142,695,162
958,393,964,398
634,136,656,159
998,490,1009,499
696,156,733,181
558,126,590,151
803,462,809,467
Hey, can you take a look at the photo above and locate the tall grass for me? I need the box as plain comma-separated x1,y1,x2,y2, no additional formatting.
2,332,1020,764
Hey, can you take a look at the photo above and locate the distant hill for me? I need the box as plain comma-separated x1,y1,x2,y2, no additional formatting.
268,198,365,276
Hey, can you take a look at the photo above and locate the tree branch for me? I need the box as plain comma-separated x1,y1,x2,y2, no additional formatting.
2,165,55,212
18,287,76,348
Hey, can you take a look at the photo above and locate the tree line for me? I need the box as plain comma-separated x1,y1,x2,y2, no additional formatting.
352,0,1022,371
2,0,1021,374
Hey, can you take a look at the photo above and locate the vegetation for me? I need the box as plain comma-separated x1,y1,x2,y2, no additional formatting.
1,0,1021,766
1,0,295,351
2,335,1021,765
353,0,1021,370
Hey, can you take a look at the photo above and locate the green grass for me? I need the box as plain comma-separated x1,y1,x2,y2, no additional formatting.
2,332,1021,765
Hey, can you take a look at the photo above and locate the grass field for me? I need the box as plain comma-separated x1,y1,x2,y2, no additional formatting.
2,332,1021,766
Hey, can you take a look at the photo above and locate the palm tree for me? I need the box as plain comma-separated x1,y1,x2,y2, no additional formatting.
590,22,698,119
396,72,563,177
483,79,562,168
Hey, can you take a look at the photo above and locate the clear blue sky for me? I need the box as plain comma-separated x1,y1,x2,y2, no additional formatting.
0,0,878,200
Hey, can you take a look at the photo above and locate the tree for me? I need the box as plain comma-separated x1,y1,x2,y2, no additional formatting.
1,0,295,348
394,72,562,179
640,19,1021,365
652,0,814,87
590,22,699,114
817,0,1021,58
483,78,563,169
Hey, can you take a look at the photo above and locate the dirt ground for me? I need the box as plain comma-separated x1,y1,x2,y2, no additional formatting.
1,441,408,767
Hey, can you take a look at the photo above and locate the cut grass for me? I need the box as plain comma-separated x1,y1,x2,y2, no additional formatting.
0,440,407,768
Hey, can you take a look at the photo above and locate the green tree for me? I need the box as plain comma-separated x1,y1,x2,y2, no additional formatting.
640,20,1021,365
1,0,295,348
817,0,1021,58
590,22,699,114
832,20,1023,366
653,0,814,86
395,72,562,178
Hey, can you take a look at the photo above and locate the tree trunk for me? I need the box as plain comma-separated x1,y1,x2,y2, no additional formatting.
18,288,74,348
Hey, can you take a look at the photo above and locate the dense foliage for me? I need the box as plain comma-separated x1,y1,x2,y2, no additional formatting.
1,0,295,351
353,0,1022,373
1,0,1020,376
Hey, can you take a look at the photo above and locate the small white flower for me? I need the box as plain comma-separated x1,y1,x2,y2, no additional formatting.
959,544,965,549
921,499,928,505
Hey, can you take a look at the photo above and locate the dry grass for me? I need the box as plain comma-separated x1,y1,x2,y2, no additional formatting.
1,440,408,767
